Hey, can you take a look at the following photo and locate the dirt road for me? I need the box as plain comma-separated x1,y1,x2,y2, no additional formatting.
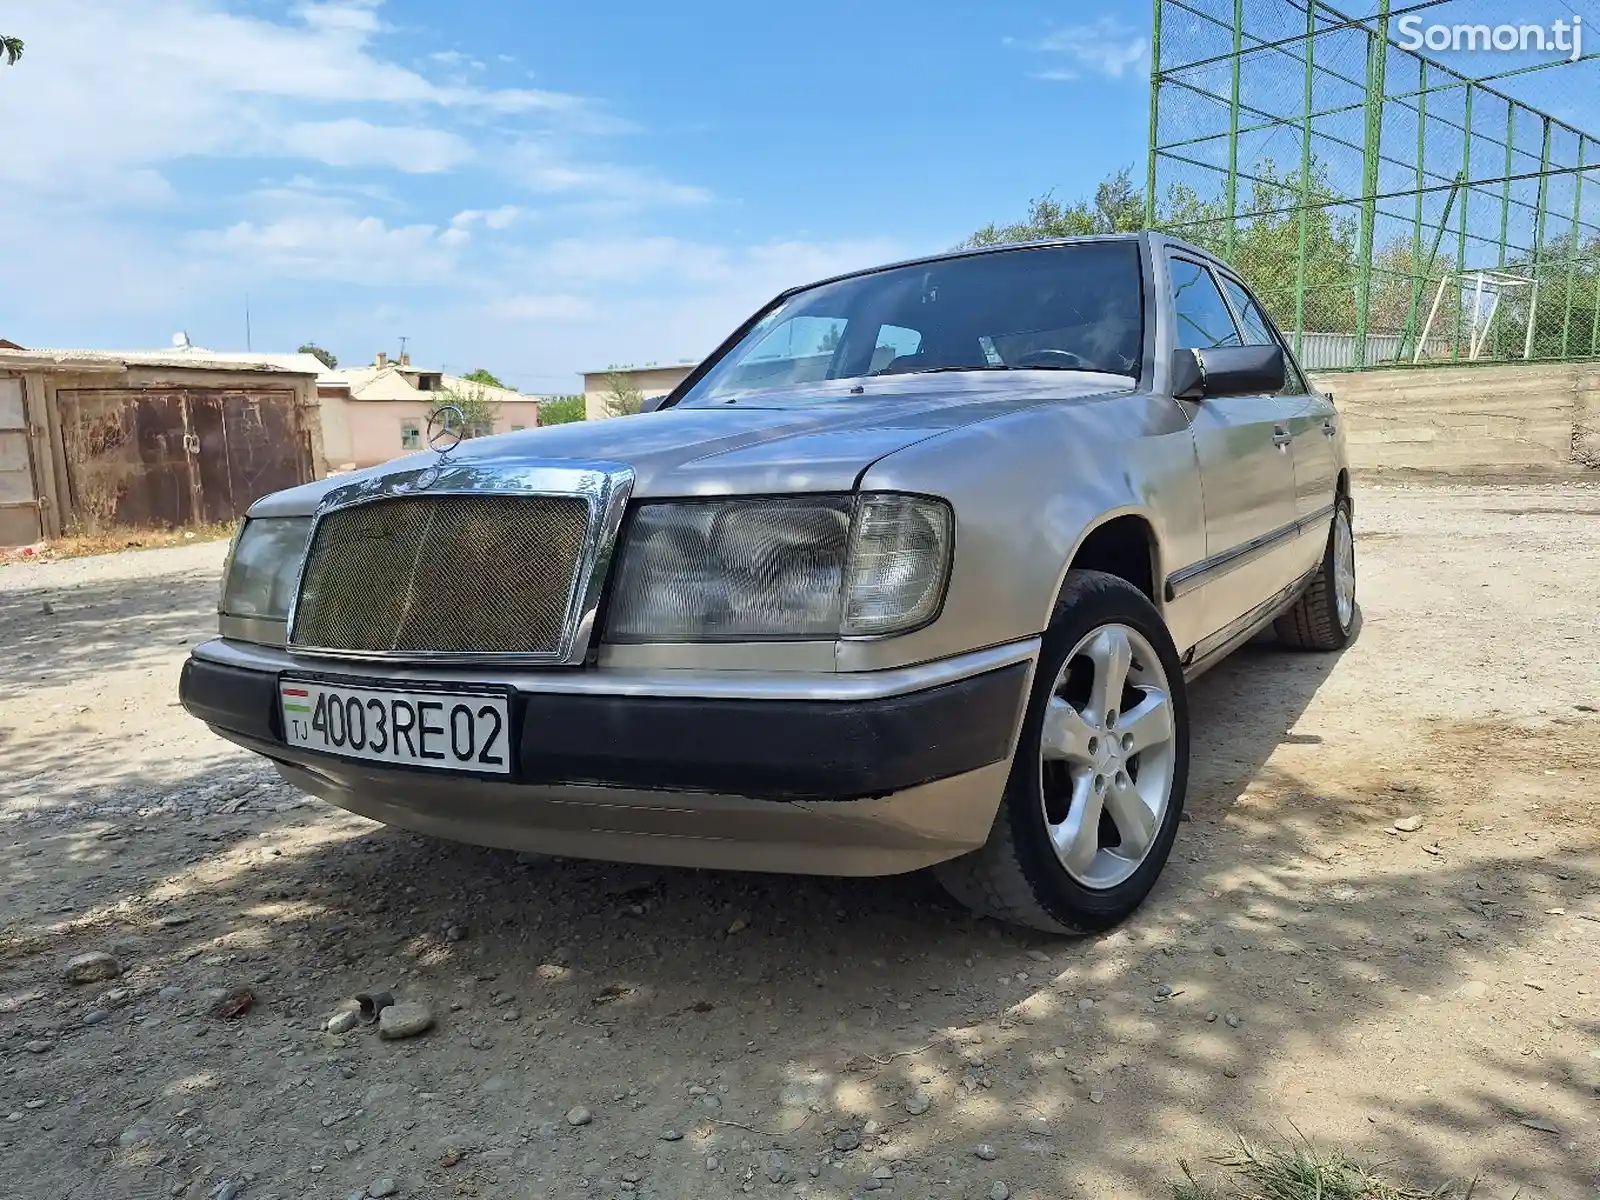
2,482,1597,1200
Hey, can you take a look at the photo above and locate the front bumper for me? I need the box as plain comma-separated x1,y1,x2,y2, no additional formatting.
179,639,1036,875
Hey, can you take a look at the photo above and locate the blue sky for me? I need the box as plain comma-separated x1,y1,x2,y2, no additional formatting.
0,0,1155,392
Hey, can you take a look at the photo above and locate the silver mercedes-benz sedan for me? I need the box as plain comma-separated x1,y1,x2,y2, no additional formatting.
181,232,1355,933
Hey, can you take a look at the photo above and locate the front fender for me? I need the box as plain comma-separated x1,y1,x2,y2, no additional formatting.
842,392,1205,671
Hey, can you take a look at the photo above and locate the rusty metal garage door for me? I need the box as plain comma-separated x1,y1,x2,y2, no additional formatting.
57,388,310,531
0,378,43,545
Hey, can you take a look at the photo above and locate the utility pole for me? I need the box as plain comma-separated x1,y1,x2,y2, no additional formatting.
398,335,409,362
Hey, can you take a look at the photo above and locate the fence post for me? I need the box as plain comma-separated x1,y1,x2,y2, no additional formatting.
1293,0,1316,361
1453,85,1473,360
1560,139,1584,359
1224,0,1243,262
1145,0,1162,229
1529,117,1552,359
1352,0,1390,369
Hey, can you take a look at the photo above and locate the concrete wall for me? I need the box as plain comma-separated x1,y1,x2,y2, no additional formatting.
328,398,543,470
1308,359,1600,475
583,366,695,420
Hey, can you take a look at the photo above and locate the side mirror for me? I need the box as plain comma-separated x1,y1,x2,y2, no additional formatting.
1171,345,1286,400
639,393,670,414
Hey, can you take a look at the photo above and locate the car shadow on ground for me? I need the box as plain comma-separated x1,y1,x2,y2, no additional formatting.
11,601,1594,1200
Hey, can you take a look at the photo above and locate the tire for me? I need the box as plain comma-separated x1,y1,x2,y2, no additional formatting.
1275,497,1356,651
933,569,1190,934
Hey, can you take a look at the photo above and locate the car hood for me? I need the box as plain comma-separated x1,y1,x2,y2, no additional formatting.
250,372,1133,515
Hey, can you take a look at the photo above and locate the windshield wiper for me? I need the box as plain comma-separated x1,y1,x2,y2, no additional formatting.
888,364,1101,376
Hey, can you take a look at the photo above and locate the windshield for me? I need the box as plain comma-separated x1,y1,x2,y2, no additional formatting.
677,241,1144,406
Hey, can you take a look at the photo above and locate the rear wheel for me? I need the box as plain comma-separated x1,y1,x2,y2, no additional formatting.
934,570,1189,934
1275,498,1356,651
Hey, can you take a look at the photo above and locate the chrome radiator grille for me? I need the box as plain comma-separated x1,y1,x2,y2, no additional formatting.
289,494,591,656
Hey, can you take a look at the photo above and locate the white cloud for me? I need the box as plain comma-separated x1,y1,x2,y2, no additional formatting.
189,207,463,284
452,205,526,231
486,295,600,322
503,143,712,207
1008,18,1150,80
278,119,474,173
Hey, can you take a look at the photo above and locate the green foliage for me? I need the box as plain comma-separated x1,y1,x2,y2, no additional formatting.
297,343,337,370
1,35,22,66
460,368,505,388
436,381,502,438
603,369,645,417
964,168,1147,247
540,395,586,425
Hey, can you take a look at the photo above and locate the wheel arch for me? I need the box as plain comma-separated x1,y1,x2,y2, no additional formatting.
1048,509,1165,619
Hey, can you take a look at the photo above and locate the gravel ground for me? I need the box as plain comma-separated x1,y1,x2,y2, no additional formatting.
1,481,1597,1200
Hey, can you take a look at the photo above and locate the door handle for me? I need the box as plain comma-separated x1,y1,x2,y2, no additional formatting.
1271,426,1293,447
1322,418,1337,437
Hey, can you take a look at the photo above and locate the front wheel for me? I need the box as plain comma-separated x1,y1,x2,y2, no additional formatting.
1275,498,1356,651
934,570,1190,934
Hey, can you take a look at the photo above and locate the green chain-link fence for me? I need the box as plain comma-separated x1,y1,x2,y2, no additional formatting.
1147,0,1600,369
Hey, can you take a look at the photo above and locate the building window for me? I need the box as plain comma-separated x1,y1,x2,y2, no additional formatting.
400,420,421,449
467,421,494,439
510,424,526,432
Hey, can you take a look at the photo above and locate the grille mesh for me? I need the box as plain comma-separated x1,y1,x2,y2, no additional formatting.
291,495,591,655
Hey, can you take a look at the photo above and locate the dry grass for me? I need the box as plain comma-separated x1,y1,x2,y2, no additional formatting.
0,521,235,564
1172,1137,1481,1200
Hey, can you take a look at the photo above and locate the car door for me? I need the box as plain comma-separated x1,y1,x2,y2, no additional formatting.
1165,256,1302,636
1214,271,1339,574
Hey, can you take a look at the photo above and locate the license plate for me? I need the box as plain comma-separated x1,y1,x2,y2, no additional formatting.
279,680,511,775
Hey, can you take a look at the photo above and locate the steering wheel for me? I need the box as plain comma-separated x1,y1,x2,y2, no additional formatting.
1014,349,1084,369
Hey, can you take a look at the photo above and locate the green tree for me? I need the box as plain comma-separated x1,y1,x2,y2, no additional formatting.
2,35,22,66
461,367,505,388
297,343,337,369
437,381,502,438
963,167,1147,247
603,368,644,417
540,395,586,425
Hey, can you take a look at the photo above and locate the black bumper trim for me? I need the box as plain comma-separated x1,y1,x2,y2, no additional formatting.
178,657,1029,803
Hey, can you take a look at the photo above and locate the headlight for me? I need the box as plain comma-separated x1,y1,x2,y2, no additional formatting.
604,494,952,642
220,517,311,620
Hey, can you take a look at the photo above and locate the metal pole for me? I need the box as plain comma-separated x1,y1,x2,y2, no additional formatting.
1454,85,1473,359
1494,102,1514,359
1145,0,1162,229
1590,268,1600,356
1561,141,1585,358
1293,0,1316,359
1474,289,1502,360
1403,61,1427,358
1415,274,1450,362
1469,272,1485,356
1352,0,1390,369
1529,117,1553,358
1224,0,1244,262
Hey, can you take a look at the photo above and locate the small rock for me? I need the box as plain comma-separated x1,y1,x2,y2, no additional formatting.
158,913,193,928
764,1150,791,1183
660,1129,683,1141
1154,984,1175,1000
24,1040,52,1054
1519,1118,1559,1134
872,1166,894,1180
974,1143,998,1161
211,1183,240,1200
368,1179,398,1197
1077,998,1094,1011
1224,1011,1243,1029
990,1184,1012,1200
726,916,749,935
63,952,121,985
1393,815,1424,833
565,1106,592,1127
1205,1011,1219,1022
1212,945,1227,956
326,1008,361,1035
862,1119,881,1136
378,1002,434,1039
904,1091,930,1116
443,924,467,943
1088,1090,1106,1104
40,600,54,615
84,1009,109,1026
1222,1066,1239,1078
1026,949,1050,963
705,1156,720,1171
1026,1115,1052,1137
832,1129,861,1152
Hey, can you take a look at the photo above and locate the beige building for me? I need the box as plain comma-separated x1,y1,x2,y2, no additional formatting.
0,346,325,545
581,363,697,420
319,353,543,470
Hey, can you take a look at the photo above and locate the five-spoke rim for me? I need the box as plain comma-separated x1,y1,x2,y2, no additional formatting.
1037,623,1177,890
1334,507,1356,629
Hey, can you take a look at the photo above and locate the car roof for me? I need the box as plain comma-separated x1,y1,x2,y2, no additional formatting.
783,231,1225,298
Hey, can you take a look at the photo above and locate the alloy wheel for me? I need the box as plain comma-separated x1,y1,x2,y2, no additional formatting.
1334,507,1356,629
1038,623,1178,890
